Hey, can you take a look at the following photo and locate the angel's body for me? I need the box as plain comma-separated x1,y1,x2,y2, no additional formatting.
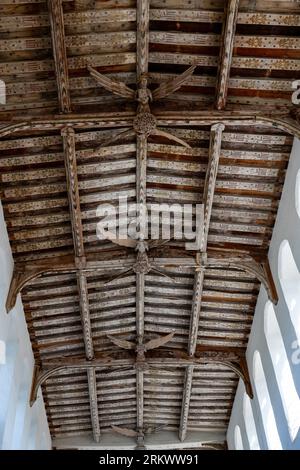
135,74,152,112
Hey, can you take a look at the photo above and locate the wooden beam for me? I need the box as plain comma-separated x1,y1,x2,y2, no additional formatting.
136,0,149,80
205,257,278,304
6,251,278,313
136,135,147,342
215,0,239,110
87,369,100,443
77,271,94,360
52,430,226,450
180,123,225,441
187,268,205,357
136,1,150,439
136,369,144,432
61,127,84,257
61,126,99,441
200,123,225,252
29,347,245,405
47,0,71,113
179,365,194,442
1,110,299,140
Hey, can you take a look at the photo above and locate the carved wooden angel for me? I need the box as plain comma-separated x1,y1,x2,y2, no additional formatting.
88,64,198,148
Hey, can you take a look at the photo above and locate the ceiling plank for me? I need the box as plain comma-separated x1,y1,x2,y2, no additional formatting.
215,0,240,110
47,0,71,113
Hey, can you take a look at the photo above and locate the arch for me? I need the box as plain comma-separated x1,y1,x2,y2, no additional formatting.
278,240,300,342
296,169,300,219
253,351,282,450
264,301,300,441
243,393,260,450
234,425,243,450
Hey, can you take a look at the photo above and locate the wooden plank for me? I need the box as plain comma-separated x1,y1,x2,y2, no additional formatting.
149,31,220,47
64,9,136,25
215,0,239,110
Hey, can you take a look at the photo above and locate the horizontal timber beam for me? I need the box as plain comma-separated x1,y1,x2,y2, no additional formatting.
6,252,278,313
29,347,252,406
52,430,226,450
0,110,299,139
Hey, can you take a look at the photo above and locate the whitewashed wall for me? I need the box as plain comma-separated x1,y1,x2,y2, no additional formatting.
227,138,300,450
0,202,51,450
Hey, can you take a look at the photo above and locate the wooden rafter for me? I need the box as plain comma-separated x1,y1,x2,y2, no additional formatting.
180,123,225,442
215,0,240,110
136,0,149,80
87,369,101,443
179,366,194,442
200,124,225,252
135,0,150,445
61,126,100,442
47,0,71,113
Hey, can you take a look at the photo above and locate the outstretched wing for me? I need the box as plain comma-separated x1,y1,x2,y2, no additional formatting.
107,334,136,350
152,128,191,148
144,331,175,351
95,129,135,149
145,424,166,435
111,425,138,437
152,64,197,101
88,65,136,100
97,226,137,248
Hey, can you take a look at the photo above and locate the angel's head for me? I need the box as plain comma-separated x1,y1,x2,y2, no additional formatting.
138,73,148,89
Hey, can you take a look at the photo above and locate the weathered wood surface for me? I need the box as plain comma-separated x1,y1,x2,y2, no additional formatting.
0,0,298,445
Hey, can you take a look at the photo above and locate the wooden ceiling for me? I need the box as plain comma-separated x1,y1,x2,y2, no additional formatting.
0,0,300,450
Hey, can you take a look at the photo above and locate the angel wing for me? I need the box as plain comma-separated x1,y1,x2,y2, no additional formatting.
145,424,166,435
144,331,175,351
97,226,138,248
152,64,197,101
152,128,191,148
111,425,138,437
88,65,136,100
108,237,137,248
107,334,136,350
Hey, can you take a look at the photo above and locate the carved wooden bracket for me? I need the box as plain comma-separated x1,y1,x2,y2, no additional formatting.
6,255,76,313
205,257,278,305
